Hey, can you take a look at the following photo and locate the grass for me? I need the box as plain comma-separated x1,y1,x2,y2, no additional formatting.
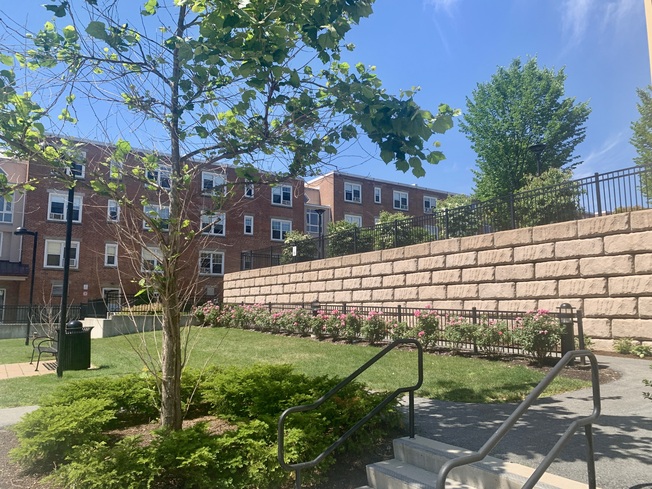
0,328,589,408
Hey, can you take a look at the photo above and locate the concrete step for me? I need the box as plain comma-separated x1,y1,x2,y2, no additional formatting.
360,436,596,489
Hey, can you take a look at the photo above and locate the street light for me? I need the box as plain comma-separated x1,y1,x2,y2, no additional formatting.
528,143,546,176
14,227,38,345
315,209,325,259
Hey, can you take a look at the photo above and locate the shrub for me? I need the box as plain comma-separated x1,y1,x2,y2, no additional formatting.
442,315,477,353
513,310,565,364
361,311,388,345
388,321,412,341
374,211,433,249
281,230,317,264
632,345,652,358
614,337,635,355
474,318,511,356
327,220,374,256
414,307,440,350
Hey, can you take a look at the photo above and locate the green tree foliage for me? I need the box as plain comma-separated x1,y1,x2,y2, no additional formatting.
436,193,478,238
327,220,374,256
459,57,590,200
0,1,454,430
631,86,652,202
374,210,431,249
513,168,582,227
281,230,317,264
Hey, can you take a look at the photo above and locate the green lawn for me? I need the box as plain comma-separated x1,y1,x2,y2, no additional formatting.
0,328,589,408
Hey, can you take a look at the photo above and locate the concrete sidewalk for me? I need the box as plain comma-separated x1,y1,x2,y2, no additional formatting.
0,361,56,380
409,354,652,489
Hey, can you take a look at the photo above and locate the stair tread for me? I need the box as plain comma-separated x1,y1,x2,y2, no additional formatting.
367,458,474,488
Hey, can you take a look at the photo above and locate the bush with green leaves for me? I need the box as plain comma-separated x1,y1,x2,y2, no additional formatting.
327,220,374,257
388,321,413,341
361,311,388,345
442,315,477,353
633,344,652,358
613,337,635,355
413,307,440,350
512,310,565,364
12,365,400,489
374,211,433,249
281,230,318,264
474,317,512,356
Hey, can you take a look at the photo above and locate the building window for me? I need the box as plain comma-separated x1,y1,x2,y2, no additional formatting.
109,160,123,180
141,246,162,272
374,187,381,204
104,243,118,267
244,215,254,235
199,250,224,275
0,195,13,223
201,212,226,236
202,171,226,195
143,205,170,231
305,210,321,234
344,214,363,227
393,190,409,211
271,185,292,206
424,196,437,213
344,182,362,203
51,284,63,297
107,200,120,222
244,181,254,198
70,150,86,179
271,218,291,241
147,165,171,189
48,193,82,222
44,240,79,269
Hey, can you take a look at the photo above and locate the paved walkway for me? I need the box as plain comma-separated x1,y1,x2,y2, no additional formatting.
409,354,652,489
0,361,56,380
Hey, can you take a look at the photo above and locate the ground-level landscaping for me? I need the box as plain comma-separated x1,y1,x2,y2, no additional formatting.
0,328,595,488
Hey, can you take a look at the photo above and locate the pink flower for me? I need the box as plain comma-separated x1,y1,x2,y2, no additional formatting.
418,330,425,337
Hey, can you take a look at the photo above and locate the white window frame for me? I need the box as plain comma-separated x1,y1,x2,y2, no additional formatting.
143,204,170,231
141,246,162,272
374,187,381,204
271,185,292,207
424,196,437,213
51,284,63,297
48,192,82,223
107,199,120,222
244,181,254,198
271,218,292,241
201,212,226,236
305,210,320,234
202,171,227,195
344,182,362,203
393,190,409,211
104,243,118,267
70,150,87,179
344,214,363,227
244,215,254,235
44,239,79,269
199,250,225,276
147,165,171,189
0,194,13,223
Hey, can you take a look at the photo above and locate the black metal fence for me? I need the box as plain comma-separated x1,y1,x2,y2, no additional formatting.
0,305,82,324
242,165,651,270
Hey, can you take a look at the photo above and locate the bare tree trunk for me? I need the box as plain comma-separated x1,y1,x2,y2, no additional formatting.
160,290,183,430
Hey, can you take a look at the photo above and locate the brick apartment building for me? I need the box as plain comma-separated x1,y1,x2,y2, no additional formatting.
1,140,453,308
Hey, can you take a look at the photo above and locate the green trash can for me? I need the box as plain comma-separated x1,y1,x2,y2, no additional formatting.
59,320,93,371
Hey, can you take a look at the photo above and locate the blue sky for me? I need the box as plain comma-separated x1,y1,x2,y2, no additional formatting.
1,0,649,195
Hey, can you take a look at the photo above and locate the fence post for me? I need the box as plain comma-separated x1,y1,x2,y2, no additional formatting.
471,307,478,354
393,220,399,248
444,208,450,239
509,193,516,229
397,305,402,323
576,309,587,365
342,303,347,314
594,173,602,216
268,302,272,313
353,227,358,254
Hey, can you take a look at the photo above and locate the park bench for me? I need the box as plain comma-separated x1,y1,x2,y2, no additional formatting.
30,335,58,371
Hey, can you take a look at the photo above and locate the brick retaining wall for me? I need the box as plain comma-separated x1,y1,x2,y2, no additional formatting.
223,209,652,349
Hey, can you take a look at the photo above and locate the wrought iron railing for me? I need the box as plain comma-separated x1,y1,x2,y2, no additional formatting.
243,165,651,270
277,339,423,489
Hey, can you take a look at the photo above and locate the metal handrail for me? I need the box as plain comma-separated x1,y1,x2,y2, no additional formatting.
436,350,601,489
277,339,424,489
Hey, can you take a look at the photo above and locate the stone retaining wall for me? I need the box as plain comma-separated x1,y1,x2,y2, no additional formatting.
223,209,652,349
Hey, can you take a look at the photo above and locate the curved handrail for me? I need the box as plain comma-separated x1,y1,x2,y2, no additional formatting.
277,339,423,489
436,350,601,489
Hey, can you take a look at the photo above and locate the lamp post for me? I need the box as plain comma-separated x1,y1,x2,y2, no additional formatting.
315,209,325,259
57,183,76,378
528,143,546,176
558,303,575,364
14,227,38,345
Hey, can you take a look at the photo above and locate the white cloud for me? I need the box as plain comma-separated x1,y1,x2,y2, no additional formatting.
576,132,629,177
560,0,593,47
423,0,461,15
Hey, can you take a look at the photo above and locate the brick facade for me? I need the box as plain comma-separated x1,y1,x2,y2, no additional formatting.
224,209,652,349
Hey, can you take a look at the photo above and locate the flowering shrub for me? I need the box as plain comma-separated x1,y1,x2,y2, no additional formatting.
414,307,440,350
324,310,343,339
474,317,511,356
388,321,412,341
361,311,388,345
442,315,477,353
341,310,364,342
512,310,565,363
